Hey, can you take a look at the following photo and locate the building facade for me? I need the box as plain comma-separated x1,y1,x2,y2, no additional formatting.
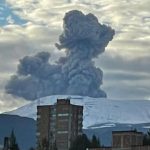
88,130,150,150
112,131,143,148
37,99,83,150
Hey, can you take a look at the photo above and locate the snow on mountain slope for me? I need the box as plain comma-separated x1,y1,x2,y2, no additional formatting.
5,95,150,129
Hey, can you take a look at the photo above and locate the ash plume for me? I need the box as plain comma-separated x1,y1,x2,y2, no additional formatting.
5,10,115,100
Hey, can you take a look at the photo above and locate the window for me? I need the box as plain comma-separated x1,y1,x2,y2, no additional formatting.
37,115,41,119
57,131,68,134
58,113,69,117
36,132,40,136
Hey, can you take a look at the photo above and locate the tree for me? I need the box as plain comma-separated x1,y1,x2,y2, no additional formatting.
29,147,35,150
41,138,49,150
9,130,19,150
90,135,101,148
143,130,150,145
69,134,101,150
37,142,42,150
53,141,58,150
69,134,91,150
10,130,16,146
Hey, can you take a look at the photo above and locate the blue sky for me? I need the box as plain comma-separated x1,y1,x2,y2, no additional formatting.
0,0,150,112
0,0,26,26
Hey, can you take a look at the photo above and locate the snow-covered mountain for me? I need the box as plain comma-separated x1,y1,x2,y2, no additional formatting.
6,95,150,129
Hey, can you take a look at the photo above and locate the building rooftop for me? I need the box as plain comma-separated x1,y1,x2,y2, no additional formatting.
57,98,71,105
112,130,143,134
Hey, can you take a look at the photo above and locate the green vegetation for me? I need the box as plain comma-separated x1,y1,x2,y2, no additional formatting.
4,130,20,150
69,134,101,150
143,130,150,145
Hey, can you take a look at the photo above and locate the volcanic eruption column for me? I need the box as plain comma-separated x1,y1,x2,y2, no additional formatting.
5,10,115,100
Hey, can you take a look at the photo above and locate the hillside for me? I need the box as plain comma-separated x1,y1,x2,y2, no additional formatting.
0,114,36,150
6,95,150,129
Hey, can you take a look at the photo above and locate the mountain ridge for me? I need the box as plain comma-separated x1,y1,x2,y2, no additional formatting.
5,95,150,129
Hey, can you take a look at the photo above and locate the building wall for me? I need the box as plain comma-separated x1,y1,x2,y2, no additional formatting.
131,146,150,150
37,99,83,150
55,99,83,150
89,146,150,150
71,105,83,140
88,147,112,150
37,105,50,148
89,131,149,150
112,131,143,148
56,99,71,150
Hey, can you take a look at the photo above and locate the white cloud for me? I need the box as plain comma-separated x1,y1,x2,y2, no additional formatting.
0,92,29,113
0,0,149,111
7,15,15,24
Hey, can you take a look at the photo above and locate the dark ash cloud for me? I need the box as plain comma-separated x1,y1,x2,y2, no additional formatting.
5,10,115,100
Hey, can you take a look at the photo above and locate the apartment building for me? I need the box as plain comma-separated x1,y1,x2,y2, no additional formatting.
112,130,143,148
88,130,150,150
37,98,83,150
